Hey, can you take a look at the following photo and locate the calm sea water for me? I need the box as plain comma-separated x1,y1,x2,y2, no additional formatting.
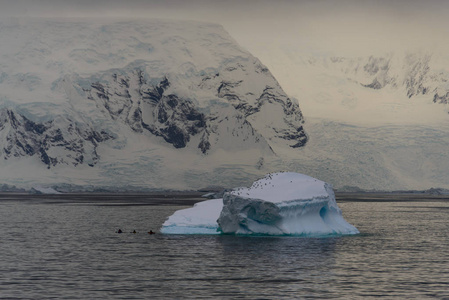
1,193,449,299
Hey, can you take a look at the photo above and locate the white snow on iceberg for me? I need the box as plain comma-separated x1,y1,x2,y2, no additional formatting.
161,199,223,234
160,172,359,236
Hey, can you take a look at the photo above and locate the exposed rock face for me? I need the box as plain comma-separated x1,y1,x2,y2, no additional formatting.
63,59,307,157
433,92,449,104
0,108,109,168
87,74,207,149
322,53,449,105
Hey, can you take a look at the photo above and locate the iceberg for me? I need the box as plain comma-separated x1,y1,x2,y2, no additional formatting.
160,172,359,236
160,199,223,234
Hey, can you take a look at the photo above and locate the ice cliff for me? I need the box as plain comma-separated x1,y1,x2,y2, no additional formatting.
161,172,359,236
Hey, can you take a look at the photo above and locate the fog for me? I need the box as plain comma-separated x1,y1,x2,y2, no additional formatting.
2,0,449,55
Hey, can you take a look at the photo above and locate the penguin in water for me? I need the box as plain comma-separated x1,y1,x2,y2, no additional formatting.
148,230,155,235
116,229,123,234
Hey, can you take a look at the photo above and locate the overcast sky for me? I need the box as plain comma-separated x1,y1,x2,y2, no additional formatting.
1,0,449,57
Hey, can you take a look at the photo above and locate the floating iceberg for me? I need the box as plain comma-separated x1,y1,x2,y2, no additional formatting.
161,172,359,236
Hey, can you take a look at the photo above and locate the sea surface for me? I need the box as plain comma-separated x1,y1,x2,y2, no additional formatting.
1,192,449,299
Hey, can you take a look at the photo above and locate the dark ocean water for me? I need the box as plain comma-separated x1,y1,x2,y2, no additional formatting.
1,193,449,299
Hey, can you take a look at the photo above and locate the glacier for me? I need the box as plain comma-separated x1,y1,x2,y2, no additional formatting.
160,172,359,236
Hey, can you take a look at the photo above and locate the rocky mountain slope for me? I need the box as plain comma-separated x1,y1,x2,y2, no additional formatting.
0,19,307,190
311,53,449,105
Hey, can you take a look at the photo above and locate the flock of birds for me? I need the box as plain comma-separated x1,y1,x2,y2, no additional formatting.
231,171,294,196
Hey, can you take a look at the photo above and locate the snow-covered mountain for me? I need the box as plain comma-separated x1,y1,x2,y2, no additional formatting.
263,51,449,123
255,51,449,191
306,53,449,104
0,19,307,190
1,19,448,192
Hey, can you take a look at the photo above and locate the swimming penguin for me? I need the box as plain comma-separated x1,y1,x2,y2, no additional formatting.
148,230,155,235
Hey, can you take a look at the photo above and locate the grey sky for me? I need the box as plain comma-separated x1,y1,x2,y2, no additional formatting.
1,0,449,56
